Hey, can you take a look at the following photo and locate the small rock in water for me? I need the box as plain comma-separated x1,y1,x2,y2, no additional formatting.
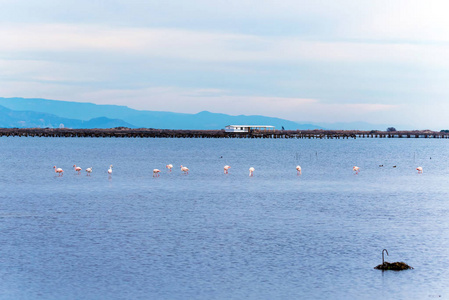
374,262,413,271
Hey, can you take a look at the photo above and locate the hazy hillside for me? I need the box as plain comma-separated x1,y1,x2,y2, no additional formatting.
0,97,321,130
0,105,135,129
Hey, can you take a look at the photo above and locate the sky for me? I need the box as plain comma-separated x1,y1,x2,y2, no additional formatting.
1,0,449,129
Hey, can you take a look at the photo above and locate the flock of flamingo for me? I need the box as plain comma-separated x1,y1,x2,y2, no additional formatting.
53,164,424,177
53,164,112,176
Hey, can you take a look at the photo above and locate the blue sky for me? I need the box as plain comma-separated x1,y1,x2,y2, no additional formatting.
1,0,449,129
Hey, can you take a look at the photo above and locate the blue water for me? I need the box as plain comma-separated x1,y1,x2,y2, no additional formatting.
1,137,449,299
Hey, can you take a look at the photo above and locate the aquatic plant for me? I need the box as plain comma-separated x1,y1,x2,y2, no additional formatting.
374,249,413,271
374,261,413,271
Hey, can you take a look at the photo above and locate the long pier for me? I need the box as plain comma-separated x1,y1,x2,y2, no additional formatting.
0,128,448,139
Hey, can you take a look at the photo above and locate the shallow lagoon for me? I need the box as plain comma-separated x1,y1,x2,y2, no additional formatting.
0,137,448,299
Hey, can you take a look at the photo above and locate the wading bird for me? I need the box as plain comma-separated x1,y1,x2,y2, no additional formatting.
153,169,161,177
166,164,173,171
353,166,360,174
53,166,63,176
224,165,231,174
180,165,189,174
108,165,113,175
416,166,423,174
249,167,255,176
86,167,93,176
296,165,302,175
73,164,82,174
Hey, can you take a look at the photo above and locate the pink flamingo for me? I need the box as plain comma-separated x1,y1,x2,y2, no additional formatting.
224,165,231,174
353,166,360,174
180,165,189,174
86,167,93,176
416,166,423,174
108,165,113,175
53,166,64,176
249,167,255,176
153,169,161,177
296,165,302,175
73,164,82,174
166,164,173,172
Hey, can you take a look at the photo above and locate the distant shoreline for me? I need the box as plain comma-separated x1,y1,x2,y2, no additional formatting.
0,128,447,139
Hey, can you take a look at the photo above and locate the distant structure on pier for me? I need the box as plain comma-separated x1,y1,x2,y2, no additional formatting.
224,125,275,133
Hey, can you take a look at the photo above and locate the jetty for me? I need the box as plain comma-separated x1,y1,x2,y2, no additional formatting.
0,128,448,139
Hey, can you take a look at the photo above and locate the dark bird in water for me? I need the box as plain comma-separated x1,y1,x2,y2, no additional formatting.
393,166,397,168
220,156,223,159
379,165,384,167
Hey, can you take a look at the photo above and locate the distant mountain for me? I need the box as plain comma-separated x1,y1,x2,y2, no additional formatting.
0,97,321,130
0,105,135,129
0,97,400,130
81,117,136,129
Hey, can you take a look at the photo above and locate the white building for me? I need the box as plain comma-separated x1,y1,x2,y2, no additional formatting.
224,125,275,133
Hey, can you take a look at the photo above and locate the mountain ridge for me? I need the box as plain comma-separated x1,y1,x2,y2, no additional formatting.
0,97,322,130
0,105,135,129
0,97,400,130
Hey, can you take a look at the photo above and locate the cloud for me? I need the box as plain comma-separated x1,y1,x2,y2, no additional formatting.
0,59,105,83
335,0,449,43
3,0,449,42
1,24,449,67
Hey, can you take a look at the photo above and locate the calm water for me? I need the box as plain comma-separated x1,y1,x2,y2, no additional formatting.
1,137,449,299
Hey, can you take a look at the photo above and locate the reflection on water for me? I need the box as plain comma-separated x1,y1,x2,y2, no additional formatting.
0,137,448,299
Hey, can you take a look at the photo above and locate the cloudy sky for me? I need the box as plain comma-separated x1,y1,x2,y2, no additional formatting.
1,0,449,129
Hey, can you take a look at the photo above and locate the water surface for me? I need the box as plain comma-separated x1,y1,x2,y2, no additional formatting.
0,137,448,299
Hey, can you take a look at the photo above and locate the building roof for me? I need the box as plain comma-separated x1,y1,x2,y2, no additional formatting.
226,125,275,128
